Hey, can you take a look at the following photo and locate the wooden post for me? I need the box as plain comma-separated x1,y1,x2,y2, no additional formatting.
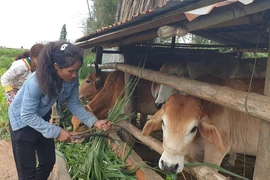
50,103,60,126
94,46,103,74
123,46,137,126
253,29,270,179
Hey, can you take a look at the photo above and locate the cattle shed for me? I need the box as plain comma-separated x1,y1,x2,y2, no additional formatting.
75,0,270,179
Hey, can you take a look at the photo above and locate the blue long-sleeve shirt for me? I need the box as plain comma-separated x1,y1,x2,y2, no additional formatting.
8,72,97,139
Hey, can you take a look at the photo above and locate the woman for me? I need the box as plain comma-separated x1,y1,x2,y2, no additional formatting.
1,43,44,106
15,50,30,61
8,41,112,180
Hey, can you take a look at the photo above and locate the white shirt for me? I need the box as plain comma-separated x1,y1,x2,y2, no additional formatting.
0,59,31,92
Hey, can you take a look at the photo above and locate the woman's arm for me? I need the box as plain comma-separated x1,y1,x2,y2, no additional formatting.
65,78,98,128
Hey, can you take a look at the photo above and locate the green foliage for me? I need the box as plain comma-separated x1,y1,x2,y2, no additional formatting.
190,34,231,53
79,52,95,80
68,76,139,179
242,52,268,59
55,142,89,177
84,0,118,34
0,48,25,69
60,24,67,41
0,48,25,139
56,139,137,180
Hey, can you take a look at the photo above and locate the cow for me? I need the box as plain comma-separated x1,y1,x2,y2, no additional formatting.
142,74,264,174
72,70,158,132
153,59,266,109
79,71,111,101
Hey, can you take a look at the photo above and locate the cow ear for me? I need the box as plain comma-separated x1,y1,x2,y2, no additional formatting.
151,82,160,99
198,113,224,150
94,77,103,91
142,104,165,136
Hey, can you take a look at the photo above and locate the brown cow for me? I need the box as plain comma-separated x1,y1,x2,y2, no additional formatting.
142,74,264,174
72,70,158,132
79,71,111,101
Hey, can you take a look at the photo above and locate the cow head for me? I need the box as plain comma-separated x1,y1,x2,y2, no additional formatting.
154,61,190,109
79,72,104,101
142,94,224,173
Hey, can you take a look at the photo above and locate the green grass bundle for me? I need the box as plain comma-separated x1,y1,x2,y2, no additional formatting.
73,76,139,180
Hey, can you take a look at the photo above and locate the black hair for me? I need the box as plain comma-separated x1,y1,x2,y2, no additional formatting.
30,43,44,58
36,41,84,98
15,51,30,61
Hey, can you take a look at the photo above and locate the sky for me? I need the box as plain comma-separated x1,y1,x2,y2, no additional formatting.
0,0,90,49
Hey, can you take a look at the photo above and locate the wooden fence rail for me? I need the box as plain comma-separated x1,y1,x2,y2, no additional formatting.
95,63,270,123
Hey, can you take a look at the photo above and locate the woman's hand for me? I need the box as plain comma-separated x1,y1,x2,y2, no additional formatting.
93,120,112,131
57,129,75,142
8,90,16,97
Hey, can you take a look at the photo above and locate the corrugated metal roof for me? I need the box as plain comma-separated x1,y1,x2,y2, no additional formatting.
75,0,270,49
76,0,197,43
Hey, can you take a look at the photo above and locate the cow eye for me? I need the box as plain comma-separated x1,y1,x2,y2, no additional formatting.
78,122,85,127
86,80,91,83
161,120,164,126
190,126,198,133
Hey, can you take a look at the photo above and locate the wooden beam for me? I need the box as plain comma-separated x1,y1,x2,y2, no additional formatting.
119,120,226,180
123,46,137,126
203,13,263,30
103,30,158,48
96,63,270,123
253,29,270,180
75,13,186,49
184,0,270,33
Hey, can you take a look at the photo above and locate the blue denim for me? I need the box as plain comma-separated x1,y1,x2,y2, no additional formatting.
8,72,97,139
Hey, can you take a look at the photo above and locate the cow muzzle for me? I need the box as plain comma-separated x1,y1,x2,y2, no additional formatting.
159,152,185,173
159,145,187,173
155,102,164,109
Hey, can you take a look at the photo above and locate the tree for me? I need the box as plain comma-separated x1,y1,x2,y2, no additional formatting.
59,24,67,41
83,0,118,35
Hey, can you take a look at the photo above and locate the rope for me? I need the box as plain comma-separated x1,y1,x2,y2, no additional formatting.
163,144,188,156
242,25,263,178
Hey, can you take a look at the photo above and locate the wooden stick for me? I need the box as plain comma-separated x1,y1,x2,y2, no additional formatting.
108,132,164,180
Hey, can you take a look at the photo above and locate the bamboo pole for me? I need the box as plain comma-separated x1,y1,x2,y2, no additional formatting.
96,63,270,122
253,30,270,179
119,121,226,180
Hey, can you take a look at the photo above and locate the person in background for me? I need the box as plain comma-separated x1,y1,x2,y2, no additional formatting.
8,41,112,180
15,50,30,61
0,43,44,105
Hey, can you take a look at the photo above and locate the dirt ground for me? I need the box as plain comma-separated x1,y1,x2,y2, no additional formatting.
0,139,17,180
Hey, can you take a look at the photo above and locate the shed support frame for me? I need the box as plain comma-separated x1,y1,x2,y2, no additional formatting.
253,29,270,180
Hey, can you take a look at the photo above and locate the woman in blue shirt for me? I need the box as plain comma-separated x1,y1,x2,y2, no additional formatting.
8,41,112,180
